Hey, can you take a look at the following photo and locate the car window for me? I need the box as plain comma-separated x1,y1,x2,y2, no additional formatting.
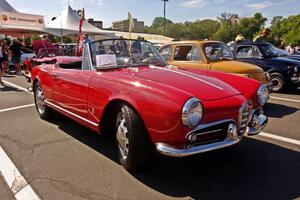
204,43,234,61
251,46,262,57
236,47,251,58
159,46,172,61
190,46,201,61
236,46,262,58
174,45,201,61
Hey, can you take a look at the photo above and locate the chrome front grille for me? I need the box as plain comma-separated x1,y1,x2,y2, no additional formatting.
238,102,251,135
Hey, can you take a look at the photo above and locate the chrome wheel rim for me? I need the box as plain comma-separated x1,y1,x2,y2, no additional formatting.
271,77,282,91
35,86,45,114
116,111,129,160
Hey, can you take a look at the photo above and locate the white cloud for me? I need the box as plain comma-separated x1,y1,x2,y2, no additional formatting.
180,0,207,8
246,2,268,10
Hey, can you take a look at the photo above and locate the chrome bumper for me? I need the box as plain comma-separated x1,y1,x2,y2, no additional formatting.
155,112,268,157
156,137,242,157
291,76,300,83
248,113,268,136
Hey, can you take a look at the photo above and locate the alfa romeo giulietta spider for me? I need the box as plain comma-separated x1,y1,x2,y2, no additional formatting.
31,39,268,171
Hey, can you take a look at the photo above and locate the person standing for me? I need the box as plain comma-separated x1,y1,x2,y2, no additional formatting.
0,40,3,85
10,39,22,75
253,28,271,43
83,33,93,44
285,44,294,54
1,40,9,74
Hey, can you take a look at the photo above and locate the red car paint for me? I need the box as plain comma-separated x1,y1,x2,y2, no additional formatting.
31,56,261,147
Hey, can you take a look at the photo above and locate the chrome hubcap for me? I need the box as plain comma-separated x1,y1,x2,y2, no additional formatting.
116,112,129,160
36,87,45,114
271,77,281,90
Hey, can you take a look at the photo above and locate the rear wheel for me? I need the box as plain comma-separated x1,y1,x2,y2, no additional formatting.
34,82,52,120
270,72,285,92
115,104,150,171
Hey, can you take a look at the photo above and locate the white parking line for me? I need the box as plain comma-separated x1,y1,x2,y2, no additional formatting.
2,80,32,94
270,96,300,103
0,104,35,113
1,82,39,197
0,146,40,200
259,132,300,146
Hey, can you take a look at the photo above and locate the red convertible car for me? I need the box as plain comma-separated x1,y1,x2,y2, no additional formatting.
31,39,268,171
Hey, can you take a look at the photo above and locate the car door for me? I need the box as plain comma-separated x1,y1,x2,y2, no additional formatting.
236,45,265,68
52,48,93,120
170,45,208,70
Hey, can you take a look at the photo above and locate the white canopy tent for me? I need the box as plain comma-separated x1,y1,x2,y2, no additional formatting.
0,0,45,37
45,5,173,44
0,0,17,12
99,31,174,44
45,6,114,37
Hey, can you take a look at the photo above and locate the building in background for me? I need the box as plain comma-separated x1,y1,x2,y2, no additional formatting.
112,18,144,33
87,18,103,29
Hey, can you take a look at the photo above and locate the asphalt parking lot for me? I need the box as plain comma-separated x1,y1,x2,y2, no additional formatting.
0,75,300,200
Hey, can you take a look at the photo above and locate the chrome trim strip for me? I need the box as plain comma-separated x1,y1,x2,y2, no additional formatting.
45,100,99,127
154,66,224,91
156,137,241,157
185,119,234,139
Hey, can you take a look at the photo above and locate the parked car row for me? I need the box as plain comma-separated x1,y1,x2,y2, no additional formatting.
158,40,300,92
230,42,300,92
30,39,269,171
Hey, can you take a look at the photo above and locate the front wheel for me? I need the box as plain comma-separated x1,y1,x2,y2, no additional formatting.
115,105,150,171
270,73,285,92
34,82,52,120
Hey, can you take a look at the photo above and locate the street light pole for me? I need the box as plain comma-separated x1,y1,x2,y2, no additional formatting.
162,0,168,35
60,13,63,43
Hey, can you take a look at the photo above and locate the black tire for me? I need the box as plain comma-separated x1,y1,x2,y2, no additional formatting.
34,82,52,120
115,104,150,171
270,72,285,92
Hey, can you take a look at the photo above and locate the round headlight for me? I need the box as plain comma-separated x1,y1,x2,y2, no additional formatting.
257,84,269,106
182,98,203,128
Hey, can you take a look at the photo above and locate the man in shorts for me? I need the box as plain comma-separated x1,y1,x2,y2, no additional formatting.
10,39,22,75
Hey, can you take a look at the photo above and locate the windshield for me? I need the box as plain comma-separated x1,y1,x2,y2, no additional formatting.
275,47,289,56
258,44,279,57
204,43,235,61
89,39,166,68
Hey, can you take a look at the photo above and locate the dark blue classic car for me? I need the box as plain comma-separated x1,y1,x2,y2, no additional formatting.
276,48,300,62
230,42,300,92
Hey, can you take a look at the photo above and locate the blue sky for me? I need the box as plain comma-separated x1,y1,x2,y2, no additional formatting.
7,0,300,27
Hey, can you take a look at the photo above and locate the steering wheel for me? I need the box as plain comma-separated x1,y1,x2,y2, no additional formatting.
213,49,223,60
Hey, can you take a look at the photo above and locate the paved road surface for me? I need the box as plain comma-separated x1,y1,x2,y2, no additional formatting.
0,75,299,200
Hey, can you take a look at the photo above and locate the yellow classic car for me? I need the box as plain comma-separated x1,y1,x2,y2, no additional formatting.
159,40,268,83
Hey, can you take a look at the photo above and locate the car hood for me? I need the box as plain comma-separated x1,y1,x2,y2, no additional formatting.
268,56,300,66
210,60,264,74
132,66,241,101
281,55,300,62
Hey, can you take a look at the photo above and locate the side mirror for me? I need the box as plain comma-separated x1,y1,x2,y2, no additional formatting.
95,54,117,70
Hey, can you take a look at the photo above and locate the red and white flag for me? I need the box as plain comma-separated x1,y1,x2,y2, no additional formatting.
77,8,85,56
